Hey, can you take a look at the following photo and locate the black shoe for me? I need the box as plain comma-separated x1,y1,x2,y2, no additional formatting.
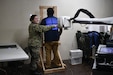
30,69,42,75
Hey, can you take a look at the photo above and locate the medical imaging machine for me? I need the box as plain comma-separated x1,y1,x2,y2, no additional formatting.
66,9,113,71
60,8,113,39
69,9,113,25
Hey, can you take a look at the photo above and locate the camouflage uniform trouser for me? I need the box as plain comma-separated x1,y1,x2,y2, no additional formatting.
29,46,40,70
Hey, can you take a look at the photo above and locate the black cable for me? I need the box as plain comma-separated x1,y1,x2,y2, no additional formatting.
69,8,95,22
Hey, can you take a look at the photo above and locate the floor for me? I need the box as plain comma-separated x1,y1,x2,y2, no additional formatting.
44,60,92,75
2,60,92,75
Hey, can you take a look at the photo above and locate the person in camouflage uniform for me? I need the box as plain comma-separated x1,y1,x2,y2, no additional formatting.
28,15,56,75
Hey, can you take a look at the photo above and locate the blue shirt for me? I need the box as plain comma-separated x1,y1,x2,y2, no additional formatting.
40,16,60,42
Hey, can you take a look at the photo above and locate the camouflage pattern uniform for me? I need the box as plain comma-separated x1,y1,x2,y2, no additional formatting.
28,23,55,70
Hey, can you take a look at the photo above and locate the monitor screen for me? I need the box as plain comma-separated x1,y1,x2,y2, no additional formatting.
99,47,113,54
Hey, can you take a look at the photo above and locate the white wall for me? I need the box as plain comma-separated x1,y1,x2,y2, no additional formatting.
0,0,113,60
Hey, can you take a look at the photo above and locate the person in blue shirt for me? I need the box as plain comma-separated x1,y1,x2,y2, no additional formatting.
40,8,62,69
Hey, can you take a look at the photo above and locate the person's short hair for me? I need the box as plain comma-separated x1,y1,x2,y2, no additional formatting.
47,8,54,15
30,15,37,22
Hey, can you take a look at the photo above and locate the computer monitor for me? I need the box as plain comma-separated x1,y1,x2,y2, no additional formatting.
99,47,113,54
